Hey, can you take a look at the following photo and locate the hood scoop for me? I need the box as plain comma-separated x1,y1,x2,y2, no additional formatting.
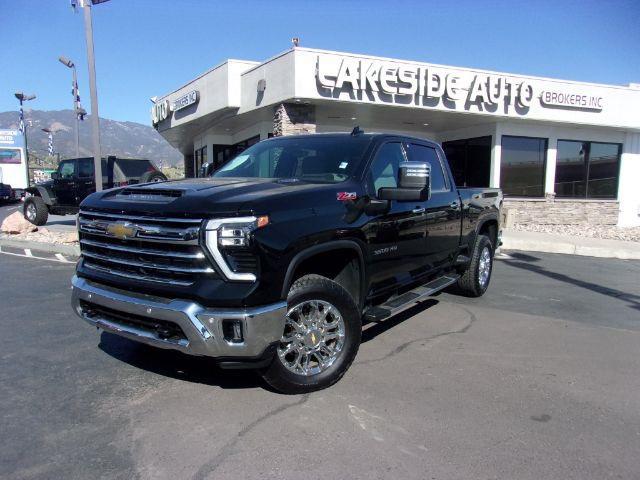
112,188,184,203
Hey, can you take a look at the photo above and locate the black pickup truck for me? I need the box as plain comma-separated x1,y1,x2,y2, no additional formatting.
71,132,502,393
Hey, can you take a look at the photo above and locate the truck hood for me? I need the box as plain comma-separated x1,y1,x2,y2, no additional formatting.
80,177,359,218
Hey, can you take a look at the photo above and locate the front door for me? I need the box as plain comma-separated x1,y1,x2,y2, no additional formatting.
53,159,78,206
363,141,430,295
406,143,461,269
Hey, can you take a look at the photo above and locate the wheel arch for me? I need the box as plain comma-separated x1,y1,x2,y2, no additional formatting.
476,215,499,250
281,240,366,310
25,186,53,206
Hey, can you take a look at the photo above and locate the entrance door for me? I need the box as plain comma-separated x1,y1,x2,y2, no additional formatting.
363,141,430,294
442,136,492,188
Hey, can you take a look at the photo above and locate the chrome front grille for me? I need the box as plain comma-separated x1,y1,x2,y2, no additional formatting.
78,209,215,286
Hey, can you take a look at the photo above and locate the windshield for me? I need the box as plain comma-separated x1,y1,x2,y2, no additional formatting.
213,136,371,184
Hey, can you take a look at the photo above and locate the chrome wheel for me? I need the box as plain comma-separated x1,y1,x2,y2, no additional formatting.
26,203,36,222
277,300,346,376
478,246,492,287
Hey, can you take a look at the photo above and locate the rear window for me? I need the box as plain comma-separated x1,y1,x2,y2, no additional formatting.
114,159,155,178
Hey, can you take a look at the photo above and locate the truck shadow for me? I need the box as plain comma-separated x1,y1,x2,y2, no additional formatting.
362,299,439,343
98,332,264,390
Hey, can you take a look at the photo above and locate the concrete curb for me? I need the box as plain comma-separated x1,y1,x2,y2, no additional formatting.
0,236,80,257
501,232,640,260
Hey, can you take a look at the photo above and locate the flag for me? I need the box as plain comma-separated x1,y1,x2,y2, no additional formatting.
47,132,54,156
19,107,25,133
76,82,85,121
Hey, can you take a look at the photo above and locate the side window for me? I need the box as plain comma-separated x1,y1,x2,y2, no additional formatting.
370,142,405,194
409,144,448,192
78,159,94,178
59,160,76,178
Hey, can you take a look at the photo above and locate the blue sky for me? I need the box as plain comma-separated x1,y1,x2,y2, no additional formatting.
2,0,639,125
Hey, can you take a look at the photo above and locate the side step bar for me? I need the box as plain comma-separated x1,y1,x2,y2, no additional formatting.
363,274,460,322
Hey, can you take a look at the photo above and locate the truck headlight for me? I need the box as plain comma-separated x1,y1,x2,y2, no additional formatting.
204,216,269,282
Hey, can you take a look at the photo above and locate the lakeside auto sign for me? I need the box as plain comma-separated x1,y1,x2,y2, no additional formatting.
316,55,604,114
151,90,199,125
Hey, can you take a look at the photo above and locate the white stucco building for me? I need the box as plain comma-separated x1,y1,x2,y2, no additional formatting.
151,47,640,227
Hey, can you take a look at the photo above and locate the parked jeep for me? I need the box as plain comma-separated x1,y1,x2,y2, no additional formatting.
24,156,166,225
72,132,502,393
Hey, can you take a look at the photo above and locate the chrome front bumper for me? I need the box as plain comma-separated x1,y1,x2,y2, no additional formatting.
71,275,287,358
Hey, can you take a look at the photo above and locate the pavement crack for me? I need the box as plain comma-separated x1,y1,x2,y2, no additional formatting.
191,393,310,480
355,304,477,366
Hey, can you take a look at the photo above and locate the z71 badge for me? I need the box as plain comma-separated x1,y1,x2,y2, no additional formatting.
337,192,357,201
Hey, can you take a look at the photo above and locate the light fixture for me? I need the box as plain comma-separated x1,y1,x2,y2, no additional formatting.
423,123,429,126
351,117,357,120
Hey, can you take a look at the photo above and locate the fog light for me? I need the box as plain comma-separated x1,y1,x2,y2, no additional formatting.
222,319,244,343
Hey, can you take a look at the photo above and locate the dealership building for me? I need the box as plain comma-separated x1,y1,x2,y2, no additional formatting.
151,47,640,227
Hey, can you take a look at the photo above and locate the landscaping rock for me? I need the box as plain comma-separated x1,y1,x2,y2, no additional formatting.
1,211,37,234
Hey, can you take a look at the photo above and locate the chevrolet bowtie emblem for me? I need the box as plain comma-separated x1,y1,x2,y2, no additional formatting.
106,222,137,240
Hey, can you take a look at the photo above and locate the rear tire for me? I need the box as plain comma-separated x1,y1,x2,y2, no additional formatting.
261,274,361,394
140,171,167,183
23,196,49,226
457,234,493,297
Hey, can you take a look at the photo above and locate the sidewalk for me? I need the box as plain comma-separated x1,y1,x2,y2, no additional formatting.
501,229,640,260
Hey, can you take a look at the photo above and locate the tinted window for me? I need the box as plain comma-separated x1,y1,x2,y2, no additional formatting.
500,136,547,197
442,136,491,188
115,159,154,178
370,142,405,192
555,140,620,199
409,144,448,192
58,160,76,178
214,136,371,184
78,158,94,177
587,143,620,199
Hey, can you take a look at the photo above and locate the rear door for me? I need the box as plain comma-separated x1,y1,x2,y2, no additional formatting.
77,158,97,202
53,159,78,206
406,143,461,269
362,140,430,294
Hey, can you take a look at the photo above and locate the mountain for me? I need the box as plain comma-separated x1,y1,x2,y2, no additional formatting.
0,109,182,167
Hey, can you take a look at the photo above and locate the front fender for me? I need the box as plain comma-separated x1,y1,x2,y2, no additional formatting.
26,185,54,205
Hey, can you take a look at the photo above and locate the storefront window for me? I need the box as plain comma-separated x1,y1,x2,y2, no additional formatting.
442,136,491,188
500,136,547,197
555,140,620,199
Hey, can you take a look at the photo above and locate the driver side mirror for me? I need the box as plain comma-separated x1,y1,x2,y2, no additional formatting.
199,162,215,177
378,161,431,202
51,172,60,180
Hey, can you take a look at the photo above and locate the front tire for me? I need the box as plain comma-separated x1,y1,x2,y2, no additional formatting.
457,234,493,297
23,196,49,226
261,274,361,394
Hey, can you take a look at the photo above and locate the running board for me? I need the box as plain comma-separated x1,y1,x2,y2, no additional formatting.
364,274,460,322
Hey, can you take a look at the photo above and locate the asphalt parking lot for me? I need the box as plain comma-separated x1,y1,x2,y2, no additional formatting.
1,250,639,480
0,201,75,231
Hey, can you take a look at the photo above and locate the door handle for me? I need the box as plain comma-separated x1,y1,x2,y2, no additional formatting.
412,207,426,214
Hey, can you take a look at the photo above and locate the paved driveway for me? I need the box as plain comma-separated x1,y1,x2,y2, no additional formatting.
1,252,639,479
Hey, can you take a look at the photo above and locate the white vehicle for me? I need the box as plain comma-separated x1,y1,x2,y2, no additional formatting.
0,129,28,197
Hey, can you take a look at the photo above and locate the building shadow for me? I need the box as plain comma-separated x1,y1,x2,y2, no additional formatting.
98,332,264,390
362,299,439,343
503,259,640,312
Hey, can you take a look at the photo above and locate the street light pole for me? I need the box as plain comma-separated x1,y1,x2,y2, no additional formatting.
81,0,103,191
59,56,81,158
14,92,36,188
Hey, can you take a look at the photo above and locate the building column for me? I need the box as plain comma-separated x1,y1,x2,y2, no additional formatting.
544,136,558,195
618,132,640,226
489,123,502,188
273,103,316,136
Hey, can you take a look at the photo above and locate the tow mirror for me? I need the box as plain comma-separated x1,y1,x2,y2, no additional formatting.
378,161,431,202
200,162,215,177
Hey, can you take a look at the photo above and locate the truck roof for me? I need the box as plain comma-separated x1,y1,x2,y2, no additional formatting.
263,132,440,148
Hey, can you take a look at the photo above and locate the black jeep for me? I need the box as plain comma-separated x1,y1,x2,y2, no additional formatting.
24,156,167,225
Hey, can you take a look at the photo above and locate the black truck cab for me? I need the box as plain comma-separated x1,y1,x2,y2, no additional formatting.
71,133,502,393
